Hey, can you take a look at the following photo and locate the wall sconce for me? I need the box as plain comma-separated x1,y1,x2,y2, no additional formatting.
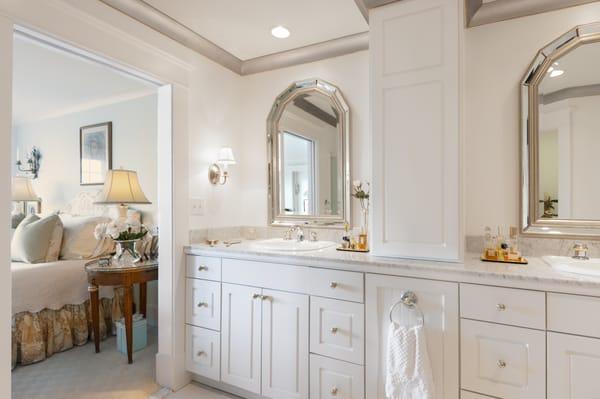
209,147,236,185
16,147,41,179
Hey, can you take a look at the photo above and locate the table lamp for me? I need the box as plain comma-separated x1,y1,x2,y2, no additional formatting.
95,169,151,219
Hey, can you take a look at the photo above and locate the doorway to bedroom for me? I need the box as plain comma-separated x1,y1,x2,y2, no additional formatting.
10,28,169,399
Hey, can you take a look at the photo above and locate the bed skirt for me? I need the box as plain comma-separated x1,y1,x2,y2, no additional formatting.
11,288,124,369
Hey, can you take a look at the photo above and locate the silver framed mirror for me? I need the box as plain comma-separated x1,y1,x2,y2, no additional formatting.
521,22,600,237
267,78,350,228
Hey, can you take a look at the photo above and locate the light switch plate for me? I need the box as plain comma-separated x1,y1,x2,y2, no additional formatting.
190,198,206,216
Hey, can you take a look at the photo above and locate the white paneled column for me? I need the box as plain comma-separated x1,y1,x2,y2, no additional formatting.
370,0,462,261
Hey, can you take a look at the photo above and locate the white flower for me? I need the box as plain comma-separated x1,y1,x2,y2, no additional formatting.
94,223,109,240
106,221,126,239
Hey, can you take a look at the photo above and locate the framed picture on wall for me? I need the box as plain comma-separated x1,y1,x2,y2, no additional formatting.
80,122,112,185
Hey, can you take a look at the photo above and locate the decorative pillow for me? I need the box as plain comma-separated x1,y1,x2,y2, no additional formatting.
59,215,113,260
45,217,64,262
11,215,62,264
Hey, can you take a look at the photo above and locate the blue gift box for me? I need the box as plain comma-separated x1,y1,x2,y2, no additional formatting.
115,315,147,355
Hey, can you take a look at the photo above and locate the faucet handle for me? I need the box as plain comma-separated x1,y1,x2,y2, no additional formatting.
573,242,589,260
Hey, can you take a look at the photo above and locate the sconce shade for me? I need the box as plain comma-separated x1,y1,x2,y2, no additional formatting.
95,169,151,204
217,147,236,165
12,176,38,201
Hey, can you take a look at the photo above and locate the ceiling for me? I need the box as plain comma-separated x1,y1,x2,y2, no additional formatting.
12,35,155,126
141,0,368,60
539,42,600,94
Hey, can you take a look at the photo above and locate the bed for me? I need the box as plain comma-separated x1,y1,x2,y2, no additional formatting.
10,191,135,368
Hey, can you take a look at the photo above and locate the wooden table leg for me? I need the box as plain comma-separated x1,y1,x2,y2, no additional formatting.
140,282,147,319
124,284,133,364
88,283,100,353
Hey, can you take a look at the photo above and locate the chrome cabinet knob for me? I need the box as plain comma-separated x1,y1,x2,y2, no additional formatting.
496,303,506,311
252,293,261,299
330,282,338,288
197,302,208,308
330,386,338,395
330,327,338,334
197,265,208,271
197,350,206,357
262,295,272,301
497,360,507,368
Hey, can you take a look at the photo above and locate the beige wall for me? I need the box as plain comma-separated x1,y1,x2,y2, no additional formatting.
464,1,600,236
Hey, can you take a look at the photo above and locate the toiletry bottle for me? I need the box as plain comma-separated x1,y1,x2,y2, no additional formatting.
497,227,507,260
507,226,521,261
484,226,496,258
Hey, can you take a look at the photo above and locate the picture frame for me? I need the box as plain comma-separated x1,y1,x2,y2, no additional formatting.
80,122,112,185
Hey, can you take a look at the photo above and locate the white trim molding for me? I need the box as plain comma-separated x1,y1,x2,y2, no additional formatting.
99,0,368,75
466,0,600,27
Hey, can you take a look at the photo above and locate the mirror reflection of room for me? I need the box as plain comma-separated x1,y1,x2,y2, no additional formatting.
538,41,600,220
278,91,342,217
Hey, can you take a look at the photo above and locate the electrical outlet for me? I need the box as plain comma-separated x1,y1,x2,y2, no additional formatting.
190,198,206,216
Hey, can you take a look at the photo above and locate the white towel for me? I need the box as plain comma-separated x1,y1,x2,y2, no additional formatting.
385,323,435,399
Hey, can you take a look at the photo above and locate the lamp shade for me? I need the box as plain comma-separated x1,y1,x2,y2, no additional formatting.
217,147,236,165
12,176,38,201
95,169,151,204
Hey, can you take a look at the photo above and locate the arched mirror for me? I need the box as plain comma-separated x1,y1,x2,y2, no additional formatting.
267,79,350,227
522,22,600,237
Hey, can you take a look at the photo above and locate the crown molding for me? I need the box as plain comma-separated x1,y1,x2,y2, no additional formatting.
467,0,599,28
242,32,368,75
354,0,369,22
99,0,369,76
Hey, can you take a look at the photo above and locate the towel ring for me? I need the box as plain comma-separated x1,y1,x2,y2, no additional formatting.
389,291,425,327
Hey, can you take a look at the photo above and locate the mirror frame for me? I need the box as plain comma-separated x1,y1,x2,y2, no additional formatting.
267,78,350,228
521,22,600,237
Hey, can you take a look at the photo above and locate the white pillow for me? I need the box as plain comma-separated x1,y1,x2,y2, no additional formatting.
59,215,113,260
45,217,64,262
11,215,62,264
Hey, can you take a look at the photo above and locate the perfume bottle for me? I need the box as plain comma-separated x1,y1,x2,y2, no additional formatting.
484,226,497,258
506,226,521,261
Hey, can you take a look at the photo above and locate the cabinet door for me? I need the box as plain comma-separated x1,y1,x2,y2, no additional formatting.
221,283,262,394
365,274,459,399
548,332,600,399
370,0,461,260
261,289,309,399
185,325,220,380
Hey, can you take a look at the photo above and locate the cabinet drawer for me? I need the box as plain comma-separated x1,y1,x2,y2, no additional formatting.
186,255,221,281
460,284,545,329
186,279,221,330
222,258,364,302
310,297,364,365
310,354,364,399
461,319,545,399
548,332,600,399
548,293,600,338
185,325,220,380
461,391,495,399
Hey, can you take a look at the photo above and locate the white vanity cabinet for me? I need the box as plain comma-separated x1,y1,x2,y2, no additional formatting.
365,274,460,399
370,0,461,261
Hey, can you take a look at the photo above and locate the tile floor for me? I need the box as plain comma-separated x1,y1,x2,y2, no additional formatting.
12,329,159,399
167,383,238,398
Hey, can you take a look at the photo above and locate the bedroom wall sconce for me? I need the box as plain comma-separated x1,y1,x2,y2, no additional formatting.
209,147,236,185
15,147,41,179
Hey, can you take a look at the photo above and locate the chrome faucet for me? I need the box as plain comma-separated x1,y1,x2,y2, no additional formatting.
572,243,589,260
284,225,305,242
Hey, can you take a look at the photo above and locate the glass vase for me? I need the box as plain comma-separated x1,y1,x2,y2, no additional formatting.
359,205,369,250
114,239,142,265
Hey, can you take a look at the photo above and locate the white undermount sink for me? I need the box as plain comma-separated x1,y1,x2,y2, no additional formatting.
250,238,337,252
543,255,600,277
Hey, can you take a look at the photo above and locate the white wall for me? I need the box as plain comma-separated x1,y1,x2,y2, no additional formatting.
465,1,600,236
13,94,158,224
238,51,369,227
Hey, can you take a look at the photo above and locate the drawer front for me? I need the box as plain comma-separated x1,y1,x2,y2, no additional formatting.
310,297,364,364
310,354,364,399
185,325,220,380
186,255,221,281
461,284,545,329
186,279,221,330
222,258,364,303
461,391,495,399
461,319,545,399
548,293,600,338
548,332,600,399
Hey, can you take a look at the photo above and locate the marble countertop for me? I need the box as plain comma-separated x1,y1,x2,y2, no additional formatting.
185,241,600,295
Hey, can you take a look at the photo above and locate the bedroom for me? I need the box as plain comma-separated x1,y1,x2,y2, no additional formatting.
10,31,161,398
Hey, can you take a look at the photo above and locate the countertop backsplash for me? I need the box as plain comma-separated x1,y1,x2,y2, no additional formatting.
190,226,347,244
467,235,600,258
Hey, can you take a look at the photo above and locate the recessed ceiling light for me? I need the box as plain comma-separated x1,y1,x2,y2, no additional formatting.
271,26,290,39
